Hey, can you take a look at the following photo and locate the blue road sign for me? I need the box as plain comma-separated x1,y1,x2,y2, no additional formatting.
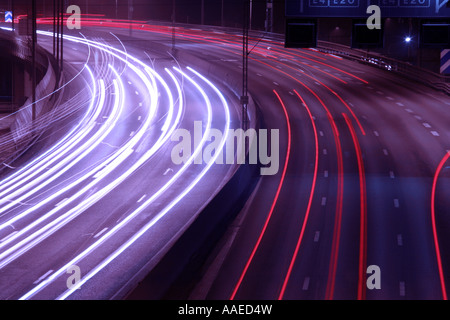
5,11,12,23
286,0,450,17
441,50,450,74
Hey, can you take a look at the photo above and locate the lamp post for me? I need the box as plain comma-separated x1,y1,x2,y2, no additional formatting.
32,0,37,122
201,0,204,25
242,0,249,131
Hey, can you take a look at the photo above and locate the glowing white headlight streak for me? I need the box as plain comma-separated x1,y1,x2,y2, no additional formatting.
0,60,97,192
0,63,175,266
0,77,106,211
19,67,225,300
56,67,231,300
0,36,159,226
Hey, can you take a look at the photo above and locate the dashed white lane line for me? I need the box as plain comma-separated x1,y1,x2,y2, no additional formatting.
396,102,405,107
0,231,18,243
137,194,147,203
383,149,389,156
390,171,395,179
314,231,320,242
405,108,414,113
414,115,422,120
33,270,54,284
321,197,327,206
302,277,310,291
324,170,329,178
394,199,400,208
386,96,394,100
323,149,328,155
374,131,380,137
94,227,108,239
397,234,403,246
55,198,69,207
399,281,406,297
319,131,324,137
423,123,432,129
431,131,440,137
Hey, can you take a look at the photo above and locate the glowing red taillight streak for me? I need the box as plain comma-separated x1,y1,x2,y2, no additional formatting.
230,90,292,300
343,113,367,301
431,151,450,300
278,90,319,300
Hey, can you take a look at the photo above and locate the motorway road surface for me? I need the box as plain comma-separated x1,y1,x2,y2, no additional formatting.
0,21,449,300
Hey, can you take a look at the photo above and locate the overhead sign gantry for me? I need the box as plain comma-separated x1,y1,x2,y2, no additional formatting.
286,0,450,17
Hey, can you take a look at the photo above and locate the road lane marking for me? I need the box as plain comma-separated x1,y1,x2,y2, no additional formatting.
405,108,413,113
396,102,404,107
323,149,328,155
319,131,324,137
431,131,440,137
399,282,406,297
94,228,108,239
390,171,395,179
55,198,69,207
423,123,432,128
394,199,400,208
314,231,320,242
397,234,403,246
137,194,147,203
383,149,389,156
302,277,310,291
33,270,54,284
163,168,173,176
321,197,327,206
0,231,18,243
324,170,329,178
374,131,379,137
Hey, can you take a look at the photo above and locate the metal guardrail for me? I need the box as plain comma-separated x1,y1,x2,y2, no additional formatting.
315,40,450,95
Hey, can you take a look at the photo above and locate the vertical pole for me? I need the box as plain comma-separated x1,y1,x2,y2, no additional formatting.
249,0,252,31
56,0,60,64
201,0,205,25
32,0,37,122
242,0,249,131
60,0,64,74
53,0,56,56
221,0,224,27
128,0,133,36
172,0,176,54
11,0,15,31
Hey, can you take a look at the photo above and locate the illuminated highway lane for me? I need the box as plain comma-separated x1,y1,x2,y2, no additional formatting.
0,22,449,300
0,26,238,299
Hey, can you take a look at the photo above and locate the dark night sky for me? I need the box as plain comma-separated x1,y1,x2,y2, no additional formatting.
5,0,286,32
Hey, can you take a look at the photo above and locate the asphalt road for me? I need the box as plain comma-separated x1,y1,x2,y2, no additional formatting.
0,21,449,300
